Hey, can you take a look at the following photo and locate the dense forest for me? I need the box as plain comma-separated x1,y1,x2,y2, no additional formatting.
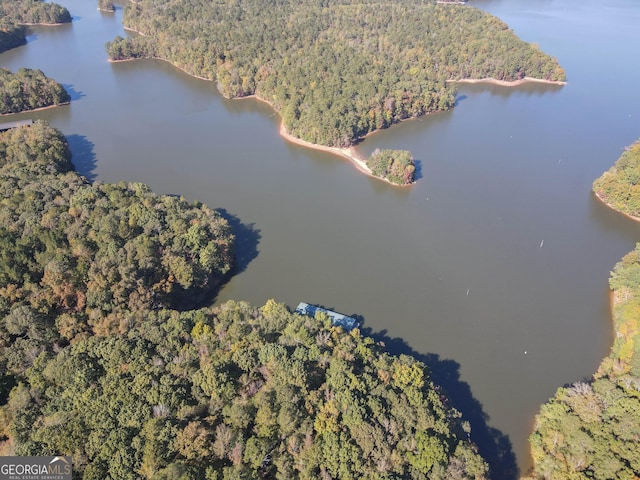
0,0,71,25
0,68,70,114
593,140,640,219
0,123,488,479
0,22,25,54
106,0,565,148
526,142,640,479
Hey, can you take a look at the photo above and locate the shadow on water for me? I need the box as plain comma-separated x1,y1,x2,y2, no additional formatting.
215,208,261,275
62,84,85,102
454,94,468,107
361,326,520,480
413,158,424,182
67,134,97,181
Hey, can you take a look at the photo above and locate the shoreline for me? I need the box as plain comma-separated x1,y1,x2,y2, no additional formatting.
593,190,640,223
0,101,70,117
235,94,387,181
450,76,567,87
112,50,408,185
19,21,70,26
110,49,567,184
108,51,213,83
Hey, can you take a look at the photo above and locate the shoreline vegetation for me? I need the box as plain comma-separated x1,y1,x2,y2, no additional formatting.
110,55,412,185
451,76,567,87
0,101,70,116
0,0,71,26
106,0,565,184
593,140,640,222
526,140,640,479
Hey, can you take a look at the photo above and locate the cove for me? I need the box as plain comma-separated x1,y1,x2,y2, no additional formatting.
2,0,640,475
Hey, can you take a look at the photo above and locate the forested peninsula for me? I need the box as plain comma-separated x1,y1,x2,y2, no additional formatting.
0,0,71,26
593,140,640,221
526,141,640,479
106,0,565,154
0,122,488,479
0,68,70,115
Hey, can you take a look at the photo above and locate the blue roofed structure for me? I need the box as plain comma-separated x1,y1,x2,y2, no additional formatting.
295,302,360,331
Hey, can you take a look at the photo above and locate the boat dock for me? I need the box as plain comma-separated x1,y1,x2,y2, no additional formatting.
0,119,33,132
295,302,360,331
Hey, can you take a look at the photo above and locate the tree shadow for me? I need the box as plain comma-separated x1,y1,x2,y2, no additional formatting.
67,134,97,181
62,84,85,102
454,93,468,107
215,208,261,275
361,327,520,480
413,158,424,182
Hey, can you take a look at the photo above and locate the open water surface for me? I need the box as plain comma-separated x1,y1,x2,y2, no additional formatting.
2,0,640,475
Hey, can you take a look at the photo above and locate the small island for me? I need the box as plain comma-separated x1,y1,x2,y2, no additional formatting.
98,0,115,13
106,0,565,183
367,148,416,186
0,68,70,115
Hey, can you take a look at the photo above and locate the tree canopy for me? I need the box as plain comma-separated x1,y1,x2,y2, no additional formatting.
0,68,70,114
106,0,565,148
0,0,71,25
0,122,488,478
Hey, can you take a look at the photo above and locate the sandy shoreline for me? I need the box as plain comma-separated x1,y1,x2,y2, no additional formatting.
0,102,70,117
278,122,372,175
214,92,411,184
593,191,640,223
109,47,563,183
451,76,567,86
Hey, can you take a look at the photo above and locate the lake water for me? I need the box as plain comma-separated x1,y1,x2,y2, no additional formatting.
2,0,640,476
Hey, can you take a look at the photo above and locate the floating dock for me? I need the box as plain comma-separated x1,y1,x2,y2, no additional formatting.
295,302,360,331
